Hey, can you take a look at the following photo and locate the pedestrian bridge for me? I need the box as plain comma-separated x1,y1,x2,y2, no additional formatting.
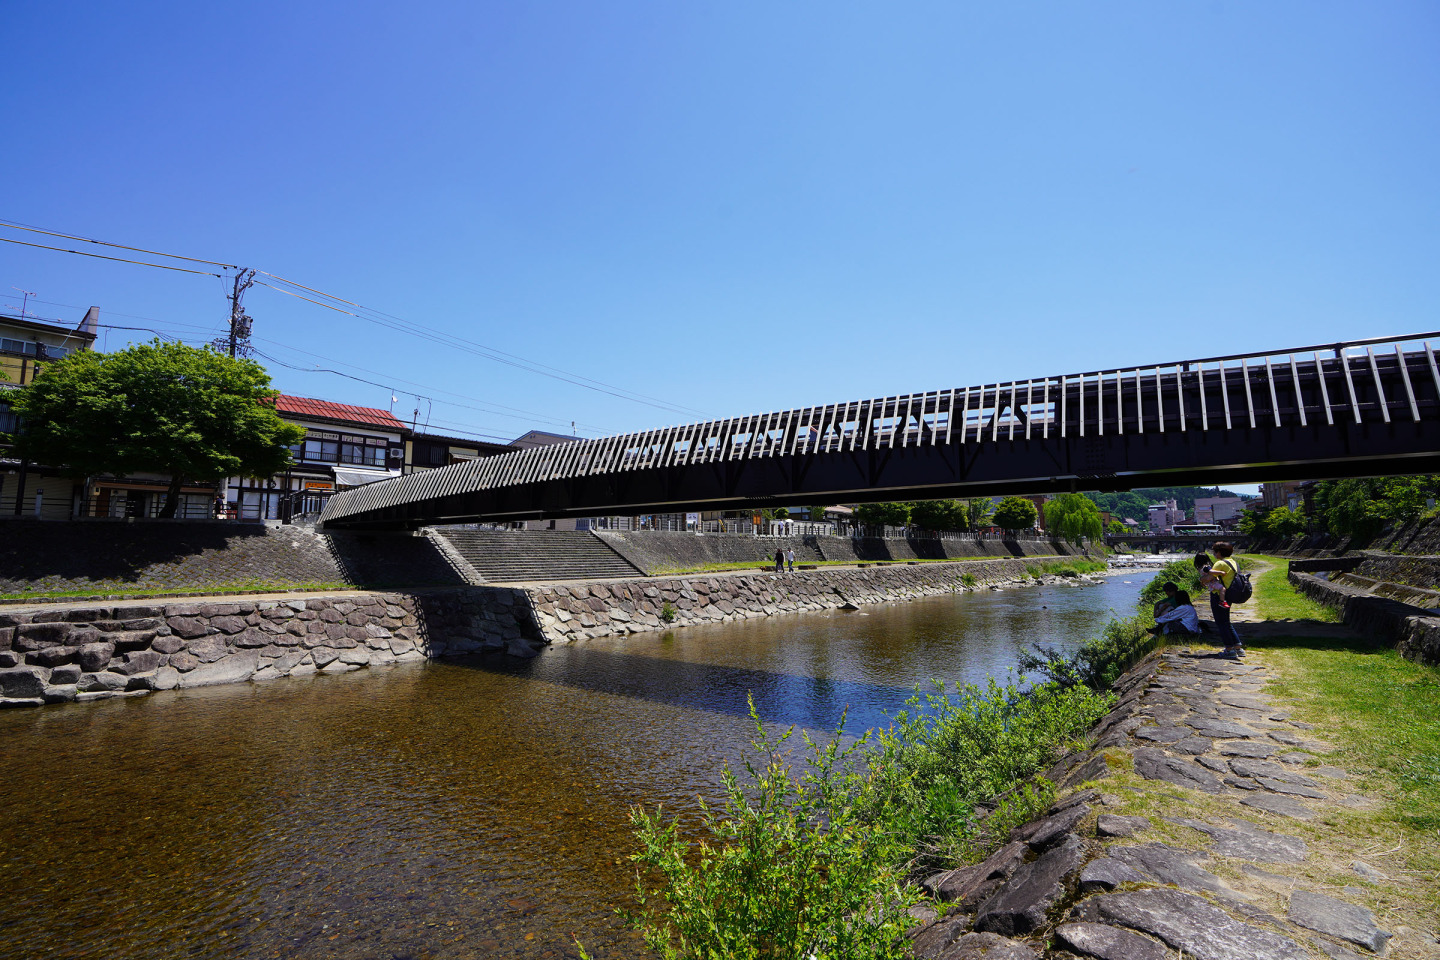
319,332,1440,530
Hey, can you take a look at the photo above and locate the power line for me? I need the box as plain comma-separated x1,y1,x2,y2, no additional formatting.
0,217,238,268
7,294,227,333
254,338,613,432
0,236,224,277
3,288,612,433
4,216,707,417
257,270,709,417
252,278,703,417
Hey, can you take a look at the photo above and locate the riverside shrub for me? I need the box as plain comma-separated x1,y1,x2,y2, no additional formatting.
1019,616,1157,692
861,677,1112,871
621,678,1113,958
625,703,918,960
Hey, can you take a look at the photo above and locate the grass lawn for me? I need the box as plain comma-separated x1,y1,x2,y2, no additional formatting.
1244,553,1342,622
1234,554,1439,892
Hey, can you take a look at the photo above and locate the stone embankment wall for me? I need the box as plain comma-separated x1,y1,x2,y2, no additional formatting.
0,588,539,708
526,557,1086,644
0,519,470,599
595,530,1093,575
1289,570,1440,666
3,558,1099,707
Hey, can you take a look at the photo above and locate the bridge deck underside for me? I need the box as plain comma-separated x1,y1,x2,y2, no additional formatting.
320,341,1440,529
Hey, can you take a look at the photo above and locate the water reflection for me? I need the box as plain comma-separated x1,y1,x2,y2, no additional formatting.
0,571,1153,960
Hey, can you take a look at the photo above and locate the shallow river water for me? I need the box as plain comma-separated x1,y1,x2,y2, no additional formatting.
0,571,1154,960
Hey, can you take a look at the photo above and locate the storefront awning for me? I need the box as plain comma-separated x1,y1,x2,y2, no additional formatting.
332,467,401,488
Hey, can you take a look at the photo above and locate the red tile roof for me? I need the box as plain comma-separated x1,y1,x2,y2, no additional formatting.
275,395,407,431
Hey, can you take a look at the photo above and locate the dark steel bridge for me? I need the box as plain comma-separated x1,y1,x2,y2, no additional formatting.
319,332,1440,530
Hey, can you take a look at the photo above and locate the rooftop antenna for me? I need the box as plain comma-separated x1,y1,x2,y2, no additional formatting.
10,287,35,319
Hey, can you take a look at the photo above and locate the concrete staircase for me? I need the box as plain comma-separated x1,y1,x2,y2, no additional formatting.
435,530,644,583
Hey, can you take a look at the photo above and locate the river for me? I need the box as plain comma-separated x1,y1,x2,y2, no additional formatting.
0,570,1155,960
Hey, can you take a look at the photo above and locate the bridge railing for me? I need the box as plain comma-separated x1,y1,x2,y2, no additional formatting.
320,331,1440,526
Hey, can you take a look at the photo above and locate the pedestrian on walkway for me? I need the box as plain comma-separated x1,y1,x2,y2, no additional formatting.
786,547,795,572
775,547,785,574
1208,542,1244,658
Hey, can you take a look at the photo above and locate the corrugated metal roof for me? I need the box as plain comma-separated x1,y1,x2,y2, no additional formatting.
275,395,407,431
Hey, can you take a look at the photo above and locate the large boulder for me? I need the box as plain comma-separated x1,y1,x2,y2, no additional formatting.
1082,887,1307,960
78,642,117,672
973,834,1087,936
177,651,258,689
14,622,74,650
0,666,47,699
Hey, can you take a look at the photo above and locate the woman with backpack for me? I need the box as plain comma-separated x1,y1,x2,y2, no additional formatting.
1209,541,1246,659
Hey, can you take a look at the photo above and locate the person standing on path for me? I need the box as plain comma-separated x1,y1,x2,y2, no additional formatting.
786,547,795,572
1210,541,1243,658
775,547,785,574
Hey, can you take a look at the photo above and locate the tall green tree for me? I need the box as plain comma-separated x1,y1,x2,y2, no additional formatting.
991,496,1038,533
963,497,994,530
853,501,911,528
1271,506,1307,537
1044,493,1103,544
909,499,966,532
1313,476,1438,539
12,340,305,517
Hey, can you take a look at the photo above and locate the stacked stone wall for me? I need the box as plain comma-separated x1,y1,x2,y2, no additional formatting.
1289,570,1440,665
1351,551,1440,592
594,531,826,574
594,529,1090,575
0,587,538,708
0,520,466,598
526,557,1085,644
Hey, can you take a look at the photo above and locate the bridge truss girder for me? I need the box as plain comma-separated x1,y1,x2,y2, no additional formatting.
325,416,1440,529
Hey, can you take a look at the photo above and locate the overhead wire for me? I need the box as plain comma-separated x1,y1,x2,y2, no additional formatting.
257,270,709,417
0,236,224,277
3,216,706,418
3,289,610,434
253,337,612,433
252,278,704,417
0,218,238,268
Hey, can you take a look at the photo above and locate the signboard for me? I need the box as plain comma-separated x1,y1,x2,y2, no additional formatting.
304,481,333,491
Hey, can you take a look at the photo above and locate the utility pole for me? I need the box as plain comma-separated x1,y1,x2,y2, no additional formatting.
225,269,256,358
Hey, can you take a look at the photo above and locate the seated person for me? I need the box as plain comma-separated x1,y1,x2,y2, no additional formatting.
1152,581,1180,620
1148,590,1200,636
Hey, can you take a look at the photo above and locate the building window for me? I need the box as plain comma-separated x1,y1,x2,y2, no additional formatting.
0,405,18,435
1,339,38,357
295,433,388,466
412,441,450,467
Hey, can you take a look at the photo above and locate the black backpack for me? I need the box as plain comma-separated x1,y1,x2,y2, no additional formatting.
1223,563,1253,604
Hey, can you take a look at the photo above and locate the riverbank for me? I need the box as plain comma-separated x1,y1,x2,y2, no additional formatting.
899,558,1439,958
907,642,1436,959
526,557,1105,644
0,557,1105,709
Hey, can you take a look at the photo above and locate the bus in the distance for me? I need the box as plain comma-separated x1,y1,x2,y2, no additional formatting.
1171,523,1222,537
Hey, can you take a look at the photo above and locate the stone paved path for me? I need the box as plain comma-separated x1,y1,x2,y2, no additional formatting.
910,646,1435,959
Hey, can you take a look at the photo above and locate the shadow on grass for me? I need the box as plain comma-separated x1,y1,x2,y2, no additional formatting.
1239,630,1390,655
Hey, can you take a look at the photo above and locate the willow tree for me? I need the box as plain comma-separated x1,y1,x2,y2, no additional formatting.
1043,493,1103,544
12,340,305,517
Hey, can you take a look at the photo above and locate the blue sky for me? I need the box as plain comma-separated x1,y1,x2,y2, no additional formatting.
3,1,1437,479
